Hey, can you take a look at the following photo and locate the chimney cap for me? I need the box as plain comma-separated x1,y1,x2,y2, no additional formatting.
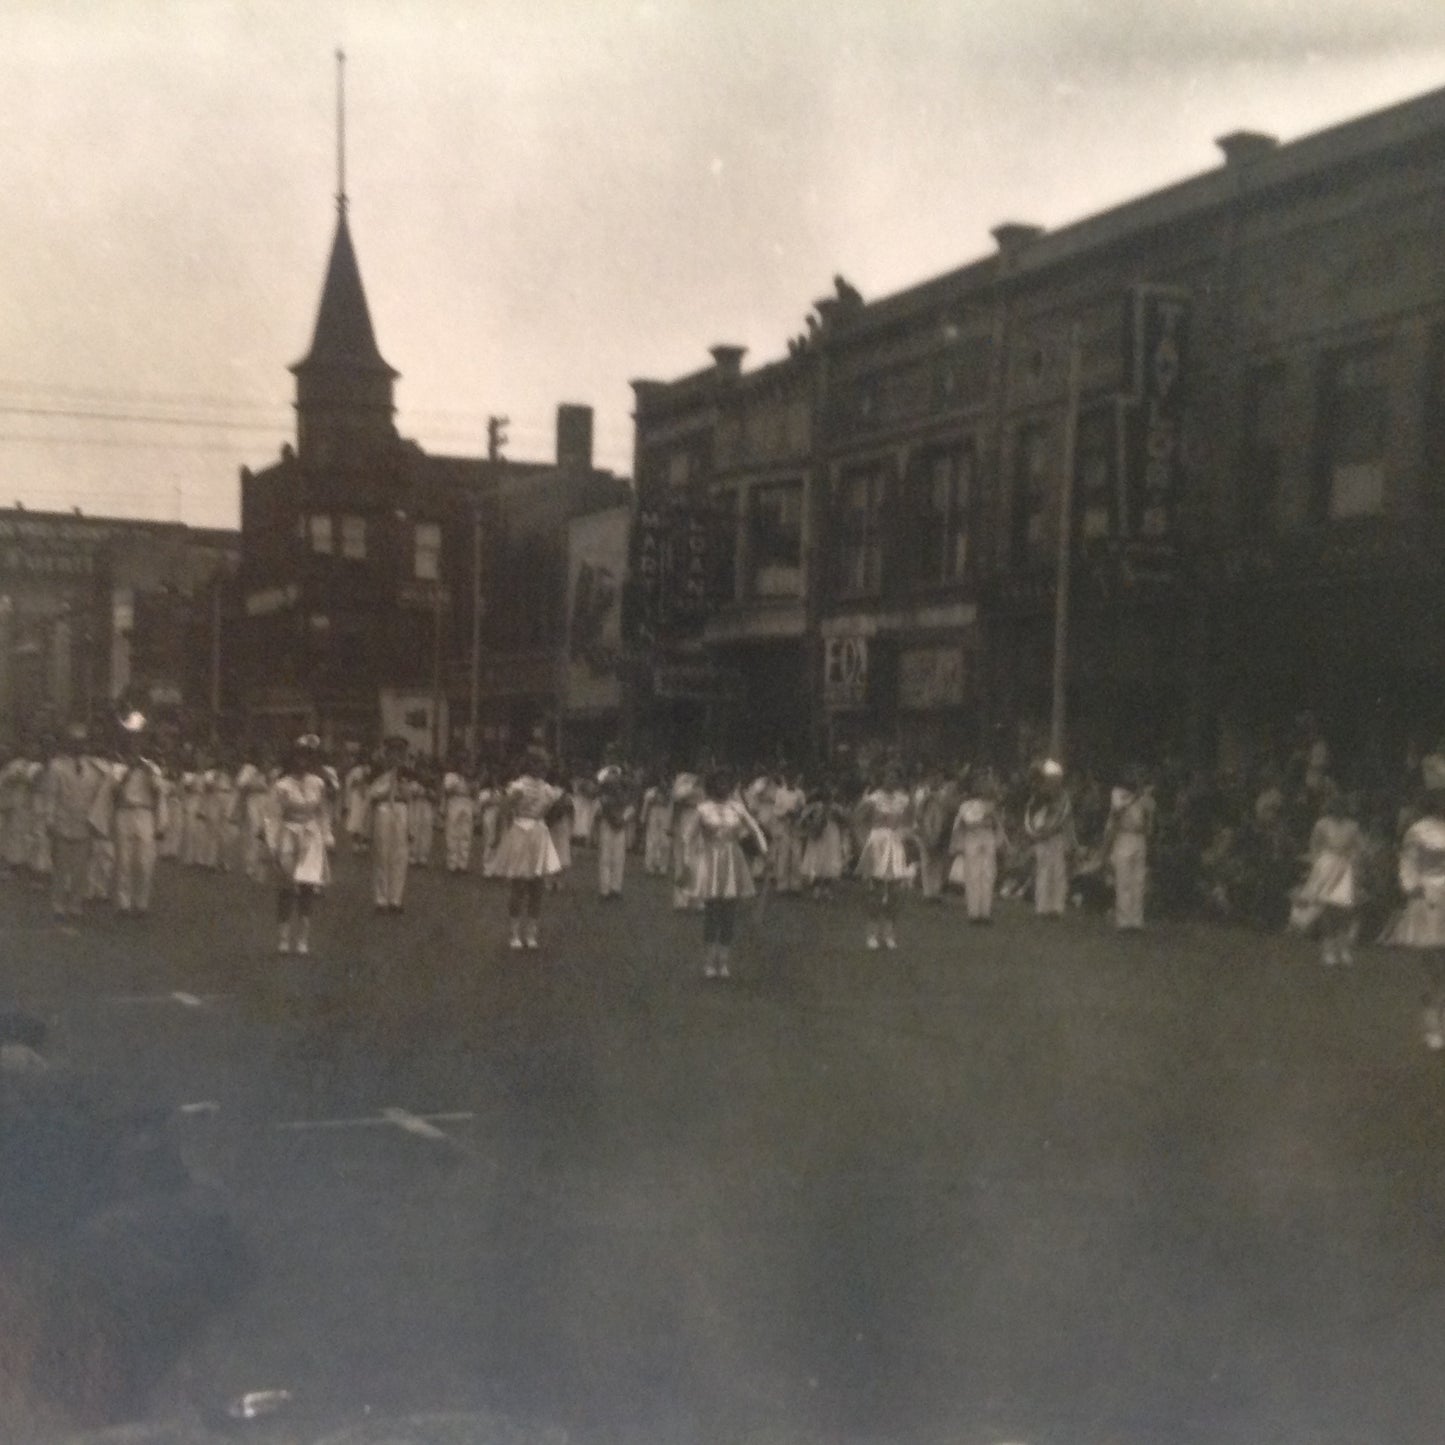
1216,130,1278,166
709,344,746,376
991,221,1044,253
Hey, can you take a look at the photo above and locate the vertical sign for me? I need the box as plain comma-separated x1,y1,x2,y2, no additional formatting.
822,636,868,708
1122,285,1190,538
625,504,666,644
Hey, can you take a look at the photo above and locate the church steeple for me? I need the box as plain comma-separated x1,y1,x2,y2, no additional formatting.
291,51,399,463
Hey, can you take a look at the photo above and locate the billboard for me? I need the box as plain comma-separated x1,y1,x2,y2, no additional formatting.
564,506,629,714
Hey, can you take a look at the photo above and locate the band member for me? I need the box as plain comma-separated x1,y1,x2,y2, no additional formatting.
1387,788,1445,1050
207,751,240,872
492,746,564,949
545,771,574,890
236,752,273,882
1024,759,1074,917
855,762,917,951
595,764,633,900
798,781,848,900
640,773,672,876
408,763,437,867
105,713,166,916
442,756,477,873
265,735,333,955
343,745,371,851
1290,788,1362,964
367,738,412,912
914,767,959,903
40,722,105,920
950,768,1006,923
0,746,36,876
693,766,767,980
769,768,806,895
671,766,706,910
180,750,210,868
1102,768,1157,932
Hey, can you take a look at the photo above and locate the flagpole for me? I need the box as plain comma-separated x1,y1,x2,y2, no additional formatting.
1049,324,1083,764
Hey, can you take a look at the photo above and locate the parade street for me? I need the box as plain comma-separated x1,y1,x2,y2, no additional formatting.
7,857,1445,1445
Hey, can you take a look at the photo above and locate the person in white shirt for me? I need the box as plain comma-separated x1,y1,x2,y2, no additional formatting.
367,740,412,912
235,753,273,882
491,747,564,949
442,756,477,873
265,734,334,955
106,713,166,916
39,722,106,919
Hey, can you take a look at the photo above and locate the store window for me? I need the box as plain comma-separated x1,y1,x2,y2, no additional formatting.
1240,363,1287,532
340,514,367,560
308,514,333,555
748,481,803,598
413,521,442,581
836,463,885,597
1317,344,1389,520
1010,423,1051,568
913,444,972,586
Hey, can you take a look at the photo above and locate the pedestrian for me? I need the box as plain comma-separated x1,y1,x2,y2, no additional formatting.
855,762,916,951
235,751,272,882
180,751,209,868
640,773,672,876
571,768,599,850
478,769,504,876
693,766,767,979
158,756,184,862
1102,768,1157,931
595,764,633,899
265,735,333,955
671,766,705,910
798,780,847,900
207,750,239,872
492,746,564,949
442,755,476,873
914,766,958,904
949,767,1006,923
39,722,105,921
106,713,166,917
1024,760,1074,917
0,747,34,876
1385,788,1445,1049
343,746,371,851
408,763,437,867
367,739,411,912
1290,788,1363,964
545,770,574,891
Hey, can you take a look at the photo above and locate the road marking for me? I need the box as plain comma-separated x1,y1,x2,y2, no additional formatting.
178,1100,221,1116
106,991,230,1008
274,1108,475,1138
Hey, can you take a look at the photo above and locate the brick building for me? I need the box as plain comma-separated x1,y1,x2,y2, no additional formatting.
629,83,1445,773
0,507,238,745
235,194,627,755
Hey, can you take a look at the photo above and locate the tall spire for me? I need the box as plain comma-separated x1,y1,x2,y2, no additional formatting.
335,47,347,214
291,51,398,460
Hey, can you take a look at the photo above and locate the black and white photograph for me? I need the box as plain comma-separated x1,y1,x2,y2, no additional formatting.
4,1,1445,1441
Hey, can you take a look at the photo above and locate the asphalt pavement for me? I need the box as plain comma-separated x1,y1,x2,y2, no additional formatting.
4,849,1445,1445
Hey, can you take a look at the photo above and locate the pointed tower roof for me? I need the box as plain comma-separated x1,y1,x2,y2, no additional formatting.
291,207,399,378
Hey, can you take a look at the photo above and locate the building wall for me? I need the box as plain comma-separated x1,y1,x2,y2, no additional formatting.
630,87,1445,771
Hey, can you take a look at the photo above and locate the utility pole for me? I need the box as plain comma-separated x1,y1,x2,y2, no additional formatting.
487,415,509,463
1049,324,1084,765
468,501,482,758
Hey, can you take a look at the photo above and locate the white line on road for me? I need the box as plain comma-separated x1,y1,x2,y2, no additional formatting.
106,991,231,1008
274,1109,475,1138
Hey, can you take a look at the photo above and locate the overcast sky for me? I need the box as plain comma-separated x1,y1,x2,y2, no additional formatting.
2,0,1444,529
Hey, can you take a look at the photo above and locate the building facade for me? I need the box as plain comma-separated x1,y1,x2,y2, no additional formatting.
629,84,1445,772
0,507,238,745
235,197,628,756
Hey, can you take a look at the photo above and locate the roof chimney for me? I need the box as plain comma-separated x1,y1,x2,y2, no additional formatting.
555,404,593,472
1216,130,1277,167
709,344,746,379
991,222,1044,256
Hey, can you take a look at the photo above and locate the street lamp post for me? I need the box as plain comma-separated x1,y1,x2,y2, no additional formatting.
1048,324,1084,765
468,502,482,758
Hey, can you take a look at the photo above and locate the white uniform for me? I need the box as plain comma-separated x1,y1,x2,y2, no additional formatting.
368,768,411,909
111,759,165,914
442,771,476,872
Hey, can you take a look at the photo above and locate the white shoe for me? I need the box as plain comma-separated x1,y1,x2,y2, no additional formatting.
883,933,897,951
524,933,540,951
866,933,880,951
508,933,524,951
1427,1029,1445,1052
296,936,310,956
